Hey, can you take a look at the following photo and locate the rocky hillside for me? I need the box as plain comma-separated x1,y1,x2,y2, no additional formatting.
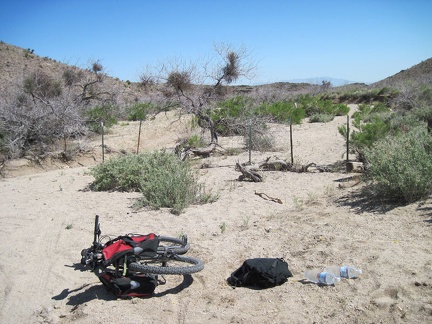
372,57,432,88
0,42,143,106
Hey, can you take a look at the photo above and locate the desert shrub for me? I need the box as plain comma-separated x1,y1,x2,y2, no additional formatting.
212,96,254,135
258,101,306,124
138,151,198,214
341,114,392,161
287,94,349,119
340,102,425,160
187,134,206,148
364,127,432,203
24,71,62,98
309,114,335,123
245,131,275,152
89,151,201,214
126,103,156,121
85,105,118,133
337,87,399,104
89,154,148,191
214,96,252,119
352,103,391,123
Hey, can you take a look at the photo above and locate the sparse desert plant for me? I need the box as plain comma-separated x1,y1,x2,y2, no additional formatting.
292,195,304,211
245,130,275,152
187,134,206,148
309,113,334,123
241,215,250,228
85,104,118,133
195,185,220,204
90,150,205,214
364,127,432,203
224,147,244,156
126,102,156,121
219,222,227,234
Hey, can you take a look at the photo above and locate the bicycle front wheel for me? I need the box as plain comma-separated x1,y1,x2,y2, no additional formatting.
129,255,204,275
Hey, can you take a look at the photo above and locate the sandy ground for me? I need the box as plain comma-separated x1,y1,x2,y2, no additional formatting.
1,107,432,323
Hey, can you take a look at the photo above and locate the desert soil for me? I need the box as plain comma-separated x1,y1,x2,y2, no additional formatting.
1,106,431,323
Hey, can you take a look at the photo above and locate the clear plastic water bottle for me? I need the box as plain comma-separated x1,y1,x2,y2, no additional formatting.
304,270,341,285
324,266,362,279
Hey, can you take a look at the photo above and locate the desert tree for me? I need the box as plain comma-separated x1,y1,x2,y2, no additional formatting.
139,44,256,155
0,60,118,159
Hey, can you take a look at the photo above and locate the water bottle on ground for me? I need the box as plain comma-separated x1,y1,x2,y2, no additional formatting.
304,270,340,285
324,266,362,279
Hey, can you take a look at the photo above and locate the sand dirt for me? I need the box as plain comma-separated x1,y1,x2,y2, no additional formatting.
1,107,431,323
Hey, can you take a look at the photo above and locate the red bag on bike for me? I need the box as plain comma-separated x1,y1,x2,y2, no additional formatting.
102,234,159,266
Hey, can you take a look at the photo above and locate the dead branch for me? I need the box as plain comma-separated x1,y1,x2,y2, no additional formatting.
254,191,282,204
189,142,217,158
290,162,317,173
235,161,262,182
257,156,292,171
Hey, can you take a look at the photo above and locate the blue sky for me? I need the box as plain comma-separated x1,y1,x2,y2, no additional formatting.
1,0,431,84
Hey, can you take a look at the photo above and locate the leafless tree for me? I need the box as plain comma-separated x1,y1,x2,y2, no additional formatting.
140,44,257,155
0,61,116,159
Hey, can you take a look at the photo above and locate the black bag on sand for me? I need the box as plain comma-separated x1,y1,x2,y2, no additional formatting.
227,258,293,288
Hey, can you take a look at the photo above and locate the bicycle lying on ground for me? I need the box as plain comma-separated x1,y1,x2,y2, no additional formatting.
80,215,204,298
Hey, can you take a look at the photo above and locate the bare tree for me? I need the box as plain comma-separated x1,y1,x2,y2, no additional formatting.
0,61,116,159
140,44,256,155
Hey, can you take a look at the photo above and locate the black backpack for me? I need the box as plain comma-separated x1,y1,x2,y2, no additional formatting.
227,258,293,288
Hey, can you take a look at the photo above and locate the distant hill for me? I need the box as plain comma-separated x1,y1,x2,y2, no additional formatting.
371,58,432,88
1,41,431,103
0,42,142,105
287,77,359,87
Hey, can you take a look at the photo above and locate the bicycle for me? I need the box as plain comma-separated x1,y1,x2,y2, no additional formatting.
80,215,204,297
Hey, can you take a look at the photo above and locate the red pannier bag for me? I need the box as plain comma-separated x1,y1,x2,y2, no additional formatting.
102,234,159,266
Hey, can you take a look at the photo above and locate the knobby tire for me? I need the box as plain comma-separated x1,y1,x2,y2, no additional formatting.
129,255,204,275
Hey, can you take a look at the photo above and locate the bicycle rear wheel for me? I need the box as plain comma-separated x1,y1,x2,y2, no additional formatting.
129,255,204,275
158,236,190,255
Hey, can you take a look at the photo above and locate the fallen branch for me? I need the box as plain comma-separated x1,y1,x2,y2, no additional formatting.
254,191,283,204
235,161,262,182
257,156,291,171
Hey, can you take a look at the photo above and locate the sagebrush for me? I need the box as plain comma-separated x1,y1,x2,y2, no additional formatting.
364,127,432,203
89,150,213,214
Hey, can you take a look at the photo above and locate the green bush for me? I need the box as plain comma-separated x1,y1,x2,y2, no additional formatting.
292,94,349,119
126,103,155,121
364,127,432,203
211,96,253,135
89,154,147,191
350,115,392,151
138,151,198,214
89,151,202,214
213,96,252,119
340,102,425,160
85,105,118,133
336,87,399,104
352,103,391,124
187,134,206,148
258,101,306,124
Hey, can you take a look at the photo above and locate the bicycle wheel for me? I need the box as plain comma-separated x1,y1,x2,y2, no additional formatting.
129,254,204,275
157,236,190,255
